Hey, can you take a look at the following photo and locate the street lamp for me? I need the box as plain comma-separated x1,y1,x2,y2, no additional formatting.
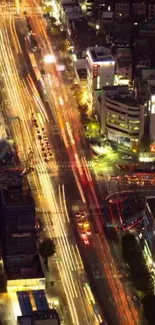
96,24,100,31
43,54,56,64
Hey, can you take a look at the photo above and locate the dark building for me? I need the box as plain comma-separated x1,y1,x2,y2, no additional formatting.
1,185,35,233
96,0,155,23
0,172,36,266
17,309,60,325
67,17,105,57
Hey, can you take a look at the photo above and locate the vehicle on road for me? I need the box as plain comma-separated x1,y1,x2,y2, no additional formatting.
122,154,132,160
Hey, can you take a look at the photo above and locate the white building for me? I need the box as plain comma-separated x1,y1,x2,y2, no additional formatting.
86,46,115,92
101,85,145,147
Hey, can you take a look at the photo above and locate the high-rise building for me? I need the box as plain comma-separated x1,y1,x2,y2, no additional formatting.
100,85,145,147
86,46,115,91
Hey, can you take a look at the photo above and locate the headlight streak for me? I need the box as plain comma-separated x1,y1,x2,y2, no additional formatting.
0,14,101,325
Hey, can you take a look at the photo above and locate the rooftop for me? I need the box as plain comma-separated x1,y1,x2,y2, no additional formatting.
1,183,34,206
103,85,141,107
18,310,60,325
107,94,140,107
3,235,37,257
87,46,114,63
70,17,89,33
77,68,87,79
4,253,44,280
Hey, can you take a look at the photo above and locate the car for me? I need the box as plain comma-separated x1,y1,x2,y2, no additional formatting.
86,228,91,236
122,154,132,160
80,230,89,244
75,211,86,218
78,220,83,227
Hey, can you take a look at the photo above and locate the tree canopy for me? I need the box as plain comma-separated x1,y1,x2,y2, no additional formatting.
121,233,154,295
39,238,56,260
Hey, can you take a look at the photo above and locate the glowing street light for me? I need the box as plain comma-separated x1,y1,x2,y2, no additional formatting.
44,54,55,64
96,24,100,31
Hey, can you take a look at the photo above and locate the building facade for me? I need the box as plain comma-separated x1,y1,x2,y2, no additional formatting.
101,85,145,147
86,46,115,91
100,0,155,22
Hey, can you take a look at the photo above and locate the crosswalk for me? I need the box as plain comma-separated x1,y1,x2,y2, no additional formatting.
49,160,96,170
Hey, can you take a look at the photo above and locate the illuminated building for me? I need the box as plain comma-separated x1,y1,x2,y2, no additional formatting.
101,85,145,147
6,254,45,292
86,46,115,91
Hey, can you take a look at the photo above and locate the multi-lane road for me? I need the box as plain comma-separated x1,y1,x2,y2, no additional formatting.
0,3,144,325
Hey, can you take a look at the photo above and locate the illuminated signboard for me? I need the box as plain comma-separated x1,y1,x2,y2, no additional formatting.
150,144,155,152
93,64,98,78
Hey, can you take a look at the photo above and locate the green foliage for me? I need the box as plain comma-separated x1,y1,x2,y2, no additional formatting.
49,16,56,25
84,120,100,138
57,40,68,52
39,238,56,260
122,233,154,295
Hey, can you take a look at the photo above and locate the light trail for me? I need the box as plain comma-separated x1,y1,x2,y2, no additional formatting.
27,12,140,325
0,12,100,325
0,2,140,324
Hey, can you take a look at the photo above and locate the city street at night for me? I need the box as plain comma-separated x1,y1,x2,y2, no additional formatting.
0,1,155,325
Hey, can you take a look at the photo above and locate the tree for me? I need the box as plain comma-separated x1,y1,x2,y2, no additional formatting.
84,120,100,138
51,26,61,37
49,16,56,25
63,57,72,69
121,233,154,295
57,40,69,53
39,238,56,261
43,5,53,15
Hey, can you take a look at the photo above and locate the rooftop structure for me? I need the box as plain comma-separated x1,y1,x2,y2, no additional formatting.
60,2,82,24
67,18,103,57
87,46,114,64
1,183,34,206
6,254,45,292
0,184,35,235
17,309,60,325
86,46,115,90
